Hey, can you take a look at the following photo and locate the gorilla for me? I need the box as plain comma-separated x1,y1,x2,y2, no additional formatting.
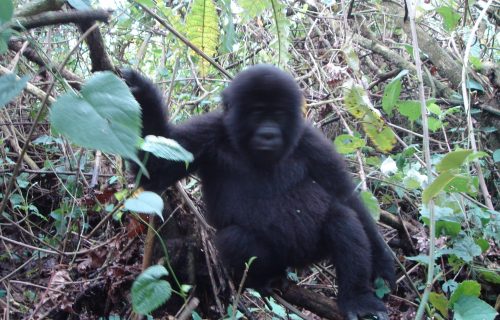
123,65,395,319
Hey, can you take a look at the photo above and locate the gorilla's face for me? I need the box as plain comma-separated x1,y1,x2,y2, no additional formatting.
221,65,304,166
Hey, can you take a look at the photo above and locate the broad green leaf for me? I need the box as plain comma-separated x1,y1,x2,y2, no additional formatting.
449,280,481,306
451,236,482,263
132,265,172,315
422,171,457,204
124,191,164,221
50,72,144,172
0,0,14,24
374,277,391,299
435,219,461,237
429,292,449,317
360,191,380,221
333,134,365,154
453,296,498,320
397,100,421,122
475,238,489,252
436,6,461,31
220,0,236,52
0,74,29,108
382,70,408,115
436,150,473,172
480,271,500,284
186,0,220,75
469,56,483,70
428,117,442,132
427,103,442,116
141,135,194,163
466,79,484,92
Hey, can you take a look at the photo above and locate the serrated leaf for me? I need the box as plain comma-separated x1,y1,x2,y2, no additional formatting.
422,171,457,204
382,70,407,115
429,292,449,317
449,280,481,306
428,117,442,132
436,150,473,172
451,237,482,263
0,0,13,24
50,72,144,172
436,6,461,31
480,271,500,284
0,74,29,108
397,100,421,122
132,265,172,315
186,0,220,75
333,134,365,154
453,296,498,320
141,135,194,163
124,191,164,221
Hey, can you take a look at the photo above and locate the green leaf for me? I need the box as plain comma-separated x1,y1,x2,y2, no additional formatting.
186,0,220,75
480,271,500,285
452,236,482,263
436,6,461,31
238,0,271,21
449,280,481,306
132,265,172,315
422,171,457,204
429,292,449,317
469,56,483,70
406,254,430,265
141,135,194,163
475,238,489,253
397,100,421,122
333,134,365,154
453,296,498,320
360,191,380,220
436,150,473,172
124,191,164,221
435,219,461,237
0,0,14,24
382,70,407,115
0,74,29,108
67,0,92,10
466,79,484,92
493,149,500,163
49,72,144,172
374,277,391,299
428,117,442,132
343,46,360,73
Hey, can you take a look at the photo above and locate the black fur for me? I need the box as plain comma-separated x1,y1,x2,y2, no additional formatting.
122,65,395,319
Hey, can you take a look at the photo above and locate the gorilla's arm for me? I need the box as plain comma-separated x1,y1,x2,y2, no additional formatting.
122,69,222,192
299,126,395,287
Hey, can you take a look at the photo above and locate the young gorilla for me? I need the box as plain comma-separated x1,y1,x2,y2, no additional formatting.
123,65,395,320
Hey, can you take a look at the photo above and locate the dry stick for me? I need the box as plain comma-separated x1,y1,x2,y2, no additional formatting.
176,297,200,320
0,23,101,228
271,294,314,320
460,0,495,211
407,2,435,319
134,2,232,80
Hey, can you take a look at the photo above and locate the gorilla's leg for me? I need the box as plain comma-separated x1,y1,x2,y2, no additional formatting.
348,198,395,288
324,203,388,320
215,225,285,292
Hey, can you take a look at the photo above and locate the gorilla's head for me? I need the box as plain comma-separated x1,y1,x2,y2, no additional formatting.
221,65,304,166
